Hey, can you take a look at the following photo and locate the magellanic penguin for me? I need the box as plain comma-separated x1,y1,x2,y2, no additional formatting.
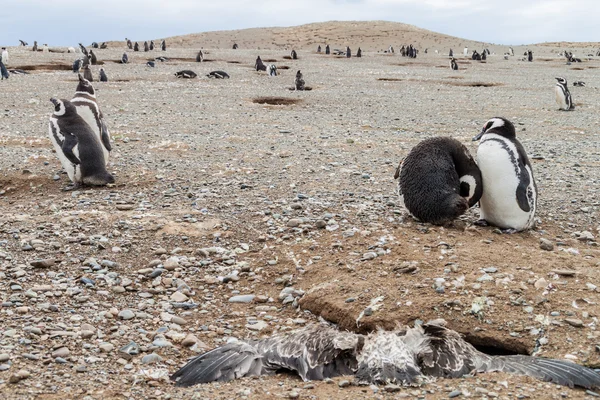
0,57,9,80
149,40,155,51
207,70,229,79
170,319,600,390
255,56,266,71
32,41,38,52
121,53,128,64
126,38,132,49
82,64,93,82
175,70,197,78
346,46,351,58
71,74,112,164
196,49,203,62
1,48,8,65
48,98,114,189
99,68,108,82
267,64,277,76
134,42,139,52
72,58,83,73
473,117,537,232
295,70,305,90
356,47,362,57
555,77,574,111
161,40,166,51
89,50,97,65
395,137,482,225
450,57,458,70
144,41,149,52
290,49,298,59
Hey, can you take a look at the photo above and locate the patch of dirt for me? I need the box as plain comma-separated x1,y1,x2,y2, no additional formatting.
252,96,302,105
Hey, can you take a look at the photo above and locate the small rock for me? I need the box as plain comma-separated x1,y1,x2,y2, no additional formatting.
539,238,554,251
118,309,135,320
51,347,70,358
565,318,584,328
449,390,462,398
338,380,351,388
30,259,57,268
229,294,255,303
384,384,401,393
142,353,163,364
99,342,114,353
170,291,189,302
182,334,199,347
287,218,302,228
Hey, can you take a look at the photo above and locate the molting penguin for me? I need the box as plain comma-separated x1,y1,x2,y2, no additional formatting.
294,70,305,91
99,68,108,82
473,117,537,232
555,77,574,111
71,74,112,164
89,50,97,65
450,58,458,70
394,137,482,225
48,98,114,189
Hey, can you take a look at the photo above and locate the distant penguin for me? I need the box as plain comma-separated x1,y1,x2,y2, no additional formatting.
196,50,204,62
71,74,112,164
89,50,97,65
121,53,128,64
290,49,298,59
100,42,108,49
317,45,321,53
481,50,487,61
346,46,351,58
149,40,155,50
126,38,132,49
48,98,114,189
356,47,362,57
573,81,586,87
79,43,89,58
509,47,514,56
42,44,48,52
295,70,305,91
175,70,197,78
450,58,458,70
82,64,93,81
144,41,149,52
472,117,536,232
155,56,168,62
0,58,9,80
33,41,38,52
325,44,330,55
19,40,28,46
146,61,155,67
463,47,468,56
449,48,453,57
232,43,238,49
67,47,76,54
161,40,166,51
9,69,29,75
134,42,139,52
267,64,277,76
1,48,8,65
527,50,533,62
73,58,83,73
555,77,574,111
394,137,482,225
255,56,266,71
91,42,99,48
99,68,108,82
388,45,394,53
207,70,229,79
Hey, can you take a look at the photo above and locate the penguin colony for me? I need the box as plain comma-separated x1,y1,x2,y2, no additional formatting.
5,35,597,392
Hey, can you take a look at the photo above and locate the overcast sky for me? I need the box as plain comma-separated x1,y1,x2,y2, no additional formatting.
2,0,598,47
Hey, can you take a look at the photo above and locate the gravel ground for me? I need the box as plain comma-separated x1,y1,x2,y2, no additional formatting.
1,39,600,400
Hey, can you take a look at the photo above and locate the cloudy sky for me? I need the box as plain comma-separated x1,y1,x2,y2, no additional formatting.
2,0,597,47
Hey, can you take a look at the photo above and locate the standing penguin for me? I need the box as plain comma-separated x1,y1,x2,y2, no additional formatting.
82,64,93,82
346,46,351,58
144,41,149,52
126,38,132,49
395,137,482,225
71,74,112,164
472,117,537,232
196,50,204,62
317,45,321,53
150,40,155,50
267,64,277,76
121,53,128,64
0,57,9,80
32,41,38,52
89,50,97,65
463,47,468,56
72,58,83,73
325,44,330,55
290,49,298,59
1,48,8,65
232,43,238,49
99,68,108,82
356,47,362,57
481,50,487,61
255,56,266,71
48,98,115,189
449,48,453,57
527,50,533,62
134,42,139,52
295,70,305,90
450,58,458,70
555,77,574,111
161,40,166,51
79,43,89,58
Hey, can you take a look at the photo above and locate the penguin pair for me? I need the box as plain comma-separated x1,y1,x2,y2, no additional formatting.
396,118,536,232
555,77,574,110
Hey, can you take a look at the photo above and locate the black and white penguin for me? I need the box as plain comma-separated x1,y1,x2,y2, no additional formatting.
121,53,128,64
450,57,458,70
32,41,38,52
394,137,482,225
42,44,48,52
48,98,114,189
82,64,93,81
232,43,238,49
255,56,266,71
19,40,28,46
91,42,99,49
79,43,89,58
527,50,533,62
207,70,229,79
155,56,168,62
146,61,155,67
100,42,108,49
71,74,112,164
1,48,8,65
99,68,108,82
175,70,197,78
267,64,277,76
346,46,351,58
170,319,600,390
317,45,321,53
295,70,305,91
134,42,139,52
509,47,514,56
472,117,537,232
481,50,487,61
196,50,203,62
126,38,132,49
290,49,297,60
325,44,330,55
73,58,83,73
356,47,362,57
388,45,394,53
573,81,586,87
149,40,154,51
555,77,574,111
0,57,9,80
89,50,97,65
161,40,166,51
449,48,453,57
144,41,149,52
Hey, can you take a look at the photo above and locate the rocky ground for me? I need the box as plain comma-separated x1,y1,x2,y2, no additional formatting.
1,34,600,400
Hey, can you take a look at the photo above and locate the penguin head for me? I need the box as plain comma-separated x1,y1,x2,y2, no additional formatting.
50,98,74,116
76,73,95,95
555,77,567,85
473,117,516,141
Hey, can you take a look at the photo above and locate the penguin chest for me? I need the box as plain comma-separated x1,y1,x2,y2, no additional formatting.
74,104,110,162
555,86,568,109
477,140,532,230
48,120,82,183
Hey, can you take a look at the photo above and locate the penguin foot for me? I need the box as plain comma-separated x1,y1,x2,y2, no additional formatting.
501,228,519,234
62,183,82,191
474,219,489,227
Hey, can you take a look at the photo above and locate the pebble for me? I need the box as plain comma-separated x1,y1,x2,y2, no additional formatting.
99,343,114,353
9,369,30,383
0,354,9,362
246,320,268,331
288,391,299,399
229,294,256,303
539,238,554,251
448,390,462,398
287,218,302,227
51,347,70,358
384,384,401,392
565,318,584,327
30,259,56,268
118,309,136,320
182,334,199,347
315,220,327,229
338,380,351,388
142,353,163,364
170,291,189,302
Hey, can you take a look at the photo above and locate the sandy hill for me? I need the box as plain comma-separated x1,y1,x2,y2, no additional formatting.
160,20,494,52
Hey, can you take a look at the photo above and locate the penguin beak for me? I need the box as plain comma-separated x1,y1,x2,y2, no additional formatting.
472,130,484,141
50,98,59,106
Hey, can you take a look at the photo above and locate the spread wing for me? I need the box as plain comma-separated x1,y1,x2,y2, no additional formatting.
171,325,362,387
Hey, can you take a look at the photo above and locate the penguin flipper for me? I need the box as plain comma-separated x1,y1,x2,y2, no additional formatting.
62,134,81,165
515,144,534,213
100,119,112,152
